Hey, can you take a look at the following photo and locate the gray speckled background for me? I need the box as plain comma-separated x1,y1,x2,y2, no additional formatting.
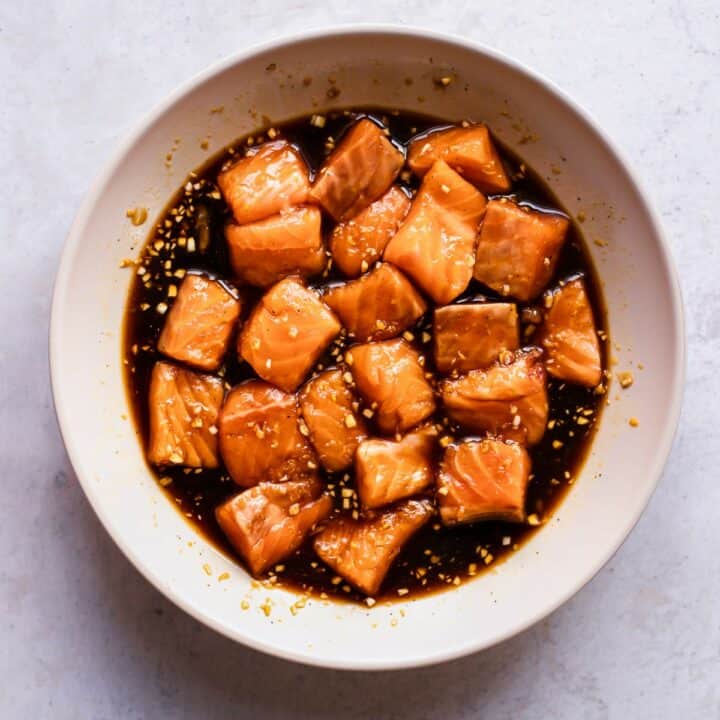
1,1,718,717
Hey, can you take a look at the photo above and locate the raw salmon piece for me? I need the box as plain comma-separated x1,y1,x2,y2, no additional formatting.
347,339,436,435
219,380,317,486
313,498,433,595
407,124,511,194
356,425,438,509
384,160,487,304
216,478,332,576
217,140,310,225
299,369,368,472
440,349,548,445
538,277,602,387
438,438,531,525
309,118,405,221
239,278,341,392
329,186,411,277
147,361,224,468
157,274,241,372
473,199,569,302
225,205,326,288
433,302,519,374
323,263,427,342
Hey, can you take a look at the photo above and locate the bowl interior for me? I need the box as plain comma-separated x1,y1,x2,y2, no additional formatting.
51,29,683,669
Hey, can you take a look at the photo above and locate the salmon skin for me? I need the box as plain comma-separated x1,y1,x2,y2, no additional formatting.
438,438,531,525
538,276,602,387
313,498,433,595
347,339,436,435
384,160,487,305
473,198,569,302
323,263,427,342
299,369,368,472
440,349,548,445
147,361,224,468
433,302,519,374
238,277,341,393
356,425,437,509
329,186,411,277
157,273,241,372
217,140,310,225
216,478,332,575
225,205,326,288
218,379,317,486
310,118,405,222
407,124,511,194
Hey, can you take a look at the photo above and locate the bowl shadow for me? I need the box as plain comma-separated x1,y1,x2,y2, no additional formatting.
57,450,563,718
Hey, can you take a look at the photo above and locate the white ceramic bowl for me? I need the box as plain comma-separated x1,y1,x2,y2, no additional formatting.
50,27,684,670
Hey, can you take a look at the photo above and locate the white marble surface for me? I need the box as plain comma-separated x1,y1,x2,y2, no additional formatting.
1,1,718,717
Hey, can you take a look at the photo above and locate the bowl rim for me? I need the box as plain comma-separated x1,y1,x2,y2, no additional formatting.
50,24,686,670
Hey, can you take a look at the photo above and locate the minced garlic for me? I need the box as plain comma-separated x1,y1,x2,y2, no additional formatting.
126,206,148,226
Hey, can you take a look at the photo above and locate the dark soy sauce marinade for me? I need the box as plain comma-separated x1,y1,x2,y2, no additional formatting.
123,108,608,603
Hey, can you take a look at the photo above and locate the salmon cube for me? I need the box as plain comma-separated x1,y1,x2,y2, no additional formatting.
440,349,548,445
299,369,368,472
347,339,436,435
217,140,310,225
384,160,487,304
433,302,519,374
147,361,224,468
329,186,411,277
157,274,241,372
323,263,427,342
310,118,404,221
239,278,341,392
407,124,511,194
225,205,326,288
356,425,437,509
216,478,332,575
473,199,569,302
438,438,531,525
219,380,316,486
538,277,602,387
313,498,433,595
